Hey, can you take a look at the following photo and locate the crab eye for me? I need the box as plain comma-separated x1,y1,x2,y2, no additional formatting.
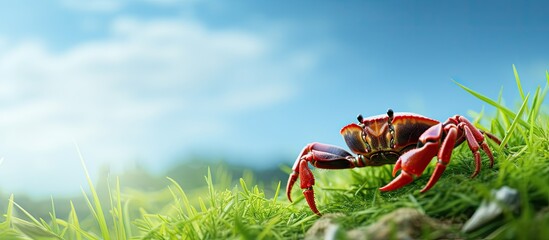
340,123,369,154
357,114,364,123
386,109,394,119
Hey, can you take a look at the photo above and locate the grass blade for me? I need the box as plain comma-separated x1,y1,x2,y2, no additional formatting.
109,177,127,240
49,197,60,234
6,194,14,227
75,143,110,240
68,201,84,240
9,199,63,239
205,167,216,208
10,218,62,240
527,87,541,144
454,80,530,129
513,64,526,101
540,70,549,110
497,86,511,130
500,93,530,147
10,201,43,228
273,181,281,204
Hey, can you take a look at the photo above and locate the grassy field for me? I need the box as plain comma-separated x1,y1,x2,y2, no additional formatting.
1,67,548,239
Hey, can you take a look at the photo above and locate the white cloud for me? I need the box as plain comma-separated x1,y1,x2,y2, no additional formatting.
60,0,198,12
61,0,123,12
0,17,316,195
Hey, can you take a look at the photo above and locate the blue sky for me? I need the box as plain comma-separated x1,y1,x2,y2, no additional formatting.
0,1,547,196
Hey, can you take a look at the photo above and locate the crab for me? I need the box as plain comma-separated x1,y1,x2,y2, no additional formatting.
286,109,501,215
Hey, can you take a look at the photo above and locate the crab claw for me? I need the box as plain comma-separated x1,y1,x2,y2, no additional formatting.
303,188,320,215
380,140,440,192
286,142,358,216
286,172,298,202
379,170,414,191
392,159,402,177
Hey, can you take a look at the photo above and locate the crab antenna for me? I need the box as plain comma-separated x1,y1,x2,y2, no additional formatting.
357,114,364,123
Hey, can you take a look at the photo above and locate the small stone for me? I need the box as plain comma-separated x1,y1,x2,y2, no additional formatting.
347,208,450,240
305,213,345,240
462,186,520,233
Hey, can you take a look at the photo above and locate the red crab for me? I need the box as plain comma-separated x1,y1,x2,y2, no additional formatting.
286,109,501,215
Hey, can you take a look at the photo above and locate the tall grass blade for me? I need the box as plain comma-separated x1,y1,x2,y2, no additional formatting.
9,199,62,239
500,93,530,147
454,80,530,129
123,201,132,238
541,70,549,108
75,143,110,240
497,86,511,130
491,86,510,138
11,218,62,240
513,64,526,101
0,195,29,240
166,177,202,238
10,201,43,228
107,179,117,239
49,197,60,234
205,167,216,208
68,201,83,240
527,87,541,144
6,194,14,227
167,177,197,218
273,181,281,204
109,177,127,240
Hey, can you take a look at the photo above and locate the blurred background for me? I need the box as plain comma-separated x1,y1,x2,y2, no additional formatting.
0,0,547,201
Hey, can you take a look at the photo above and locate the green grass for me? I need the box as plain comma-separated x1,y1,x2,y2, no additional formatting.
1,66,548,239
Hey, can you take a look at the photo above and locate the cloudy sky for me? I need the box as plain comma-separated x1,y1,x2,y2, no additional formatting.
0,1,548,196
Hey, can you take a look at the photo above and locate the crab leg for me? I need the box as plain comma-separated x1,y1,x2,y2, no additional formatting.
380,116,498,192
452,117,496,173
379,124,442,192
286,142,357,215
421,126,458,192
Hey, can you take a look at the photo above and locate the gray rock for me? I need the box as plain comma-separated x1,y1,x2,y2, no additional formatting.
347,208,450,240
305,213,345,240
306,208,452,240
461,186,520,233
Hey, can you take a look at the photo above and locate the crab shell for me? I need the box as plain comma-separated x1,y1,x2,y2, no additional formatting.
340,112,439,166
